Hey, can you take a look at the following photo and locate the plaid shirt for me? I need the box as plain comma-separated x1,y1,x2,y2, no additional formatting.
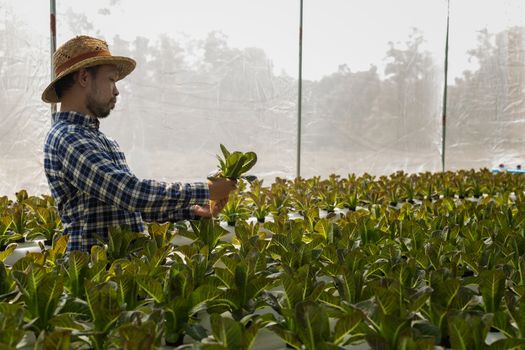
44,111,209,252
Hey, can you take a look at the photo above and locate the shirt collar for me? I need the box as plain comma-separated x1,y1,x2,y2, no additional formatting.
52,111,100,130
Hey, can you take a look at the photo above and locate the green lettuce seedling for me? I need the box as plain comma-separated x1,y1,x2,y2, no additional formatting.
209,144,257,181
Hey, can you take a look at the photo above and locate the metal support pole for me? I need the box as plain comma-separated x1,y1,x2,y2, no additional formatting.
297,0,303,178
50,0,57,113
441,0,450,172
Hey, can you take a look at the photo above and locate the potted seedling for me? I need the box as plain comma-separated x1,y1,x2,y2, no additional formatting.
25,205,62,246
247,180,271,223
0,215,22,250
220,191,250,227
207,144,257,223
317,188,342,214
5,204,28,244
341,186,360,211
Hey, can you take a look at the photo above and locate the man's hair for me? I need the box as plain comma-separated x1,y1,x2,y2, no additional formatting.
55,65,101,100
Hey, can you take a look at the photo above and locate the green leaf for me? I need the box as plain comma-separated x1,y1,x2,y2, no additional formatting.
448,311,493,350
333,310,365,345
58,296,90,319
37,273,65,331
84,280,122,334
408,286,432,313
240,317,266,349
115,320,157,350
190,218,227,250
114,273,141,309
412,320,441,344
63,250,89,298
48,313,85,331
0,216,12,236
190,283,222,314
240,152,257,174
234,263,249,306
488,338,525,350
137,276,164,304
374,285,401,316
314,219,333,240
226,153,246,179
317,292,344,312
47,235,69,263
209,313,242,349
186,324,209,341
430,273,461,308
396,336,435,350
147,221,172,246
0,262,15,299
11,264,45,303
365,333,389,350
90,245,107,265
12,267,64,333
480,270,506,313
267,325,302,349
220,144,231,160
0,302,25,347
505,294,525,337
40,330,71,350
0,245,16,263
104,226,146,260
295,301,330,349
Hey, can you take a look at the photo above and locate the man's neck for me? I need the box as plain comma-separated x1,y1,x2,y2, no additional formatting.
59,94,89,116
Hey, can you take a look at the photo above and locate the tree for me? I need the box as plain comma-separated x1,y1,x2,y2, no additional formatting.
447,26,525,166
379,27,441,151
304,64,381,151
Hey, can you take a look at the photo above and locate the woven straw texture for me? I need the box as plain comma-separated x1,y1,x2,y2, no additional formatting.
42,35,136,103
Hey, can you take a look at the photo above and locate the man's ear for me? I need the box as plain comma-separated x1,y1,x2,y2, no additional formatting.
75,68,90,88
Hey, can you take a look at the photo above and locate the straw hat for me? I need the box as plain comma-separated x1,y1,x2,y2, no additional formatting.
42,35,136,103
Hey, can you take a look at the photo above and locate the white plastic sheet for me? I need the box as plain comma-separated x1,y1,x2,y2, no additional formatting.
0,0,50,197
301,0,447,177
1,0,524,197
446,0,525,171
55,0,298,185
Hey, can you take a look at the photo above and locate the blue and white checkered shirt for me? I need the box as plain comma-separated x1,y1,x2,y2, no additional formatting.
44,111,209,252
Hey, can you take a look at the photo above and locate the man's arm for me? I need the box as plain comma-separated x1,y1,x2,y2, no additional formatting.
141,206,199,222
142,197,229,222
56,131,209,215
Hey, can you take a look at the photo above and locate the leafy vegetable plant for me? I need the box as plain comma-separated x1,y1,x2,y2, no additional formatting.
209,144,257,180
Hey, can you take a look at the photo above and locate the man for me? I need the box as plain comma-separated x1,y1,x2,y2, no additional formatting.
42,35,236,252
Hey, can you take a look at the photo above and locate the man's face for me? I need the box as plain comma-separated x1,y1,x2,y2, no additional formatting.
85,65,120,119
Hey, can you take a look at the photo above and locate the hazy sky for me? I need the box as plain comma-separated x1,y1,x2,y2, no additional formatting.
6,0,525,80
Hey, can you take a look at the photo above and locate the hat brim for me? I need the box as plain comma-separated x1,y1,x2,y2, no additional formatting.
41,55,136,103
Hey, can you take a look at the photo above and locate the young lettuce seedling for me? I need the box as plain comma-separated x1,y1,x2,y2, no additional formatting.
206,144,258,219
208,144,258,181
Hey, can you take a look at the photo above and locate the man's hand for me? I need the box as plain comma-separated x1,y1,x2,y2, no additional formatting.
208,178,236,200
192,198,228,218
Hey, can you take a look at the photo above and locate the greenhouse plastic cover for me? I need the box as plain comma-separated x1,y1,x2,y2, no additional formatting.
1,0,524,197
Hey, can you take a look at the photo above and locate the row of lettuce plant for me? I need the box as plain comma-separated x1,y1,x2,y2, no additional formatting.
220,169,525,226
0,190,61,249
1,169,525,349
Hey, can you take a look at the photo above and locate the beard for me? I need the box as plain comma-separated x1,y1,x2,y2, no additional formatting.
86,91,115,119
